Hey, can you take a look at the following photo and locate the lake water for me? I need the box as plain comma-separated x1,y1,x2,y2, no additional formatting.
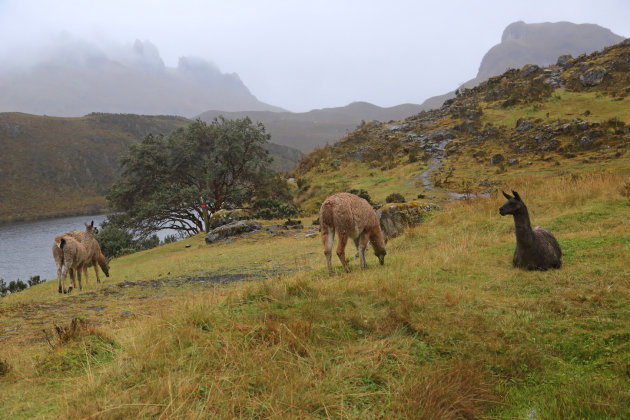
0,214,176,283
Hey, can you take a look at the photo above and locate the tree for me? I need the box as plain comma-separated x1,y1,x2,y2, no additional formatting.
107,117,272,236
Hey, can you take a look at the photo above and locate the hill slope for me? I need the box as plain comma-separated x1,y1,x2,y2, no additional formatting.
294,38,630,212
0,113,302,223
198,102,425,153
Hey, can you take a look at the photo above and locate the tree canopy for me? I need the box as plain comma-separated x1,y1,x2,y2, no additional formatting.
107,117,272,236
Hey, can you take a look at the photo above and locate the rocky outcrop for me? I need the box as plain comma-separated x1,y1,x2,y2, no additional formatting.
579,66,608,87
205,220,262,244
207,209,253,229
377,201,437,239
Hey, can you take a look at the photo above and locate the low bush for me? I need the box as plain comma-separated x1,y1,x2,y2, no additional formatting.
386,192,406,203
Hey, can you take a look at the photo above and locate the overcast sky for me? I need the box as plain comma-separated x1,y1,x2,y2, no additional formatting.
0,0,629,112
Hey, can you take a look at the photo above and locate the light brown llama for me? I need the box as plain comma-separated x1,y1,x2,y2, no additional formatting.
319,192,387,276
52,229,109,290
53,221,99,293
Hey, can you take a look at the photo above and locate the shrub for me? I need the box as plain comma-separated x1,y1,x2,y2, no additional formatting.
348,188,372,204
386,192,406,203
253,198,299,220
8,280,27,294
0,359,11,376
621,180,630,200
96,221,161,258
28,275,44,287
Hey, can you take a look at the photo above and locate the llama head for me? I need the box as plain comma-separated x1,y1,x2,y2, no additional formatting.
101,257,111,277
84,220,97,236
499,190,525,216
376,249,386,265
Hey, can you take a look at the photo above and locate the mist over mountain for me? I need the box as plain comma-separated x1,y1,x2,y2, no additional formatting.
420,21,625,110
0,39,284,117
198,102,425,153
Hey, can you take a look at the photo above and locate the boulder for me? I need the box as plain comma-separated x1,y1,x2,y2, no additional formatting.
579,66,608,87
207,209,253,229
205,220,262,244
377,201,436,239
556,54,573,67
520,64,540,78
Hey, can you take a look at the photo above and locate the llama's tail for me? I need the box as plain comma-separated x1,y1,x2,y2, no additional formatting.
319,201,335,227
59,237,67,250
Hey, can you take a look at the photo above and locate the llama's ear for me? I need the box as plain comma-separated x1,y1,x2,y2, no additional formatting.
90,220,94,227
512,191,522,201
502,190,512,200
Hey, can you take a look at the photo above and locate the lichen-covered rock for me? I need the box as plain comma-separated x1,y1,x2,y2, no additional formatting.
377,201,437,239
207,209,253,229
520,64,540,78
556,54,573,67
579,66,608,87
205,220,262,244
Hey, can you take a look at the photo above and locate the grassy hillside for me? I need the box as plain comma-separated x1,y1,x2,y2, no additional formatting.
293,39,630,213
0,167,628,418
0,113,302,223
1,39,629,419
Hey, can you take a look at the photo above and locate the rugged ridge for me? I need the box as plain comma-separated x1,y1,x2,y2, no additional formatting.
420,21,625,110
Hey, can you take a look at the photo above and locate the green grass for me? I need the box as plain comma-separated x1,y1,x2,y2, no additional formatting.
484,91,630,128
1,167,629,418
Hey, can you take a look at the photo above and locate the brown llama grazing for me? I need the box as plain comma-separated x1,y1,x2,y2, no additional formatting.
499,190,562,270
319,192,387,276
53,221,100,293
52,229,109,290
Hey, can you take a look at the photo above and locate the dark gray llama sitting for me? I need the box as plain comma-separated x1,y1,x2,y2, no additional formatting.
499,190,562,270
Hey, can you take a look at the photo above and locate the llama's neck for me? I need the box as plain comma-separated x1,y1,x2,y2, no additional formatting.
512,206,534,247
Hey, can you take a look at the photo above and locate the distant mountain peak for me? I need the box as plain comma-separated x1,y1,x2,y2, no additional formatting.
0,38,283,117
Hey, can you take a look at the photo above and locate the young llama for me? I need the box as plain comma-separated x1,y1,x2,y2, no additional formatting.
53,221,101,293
319,192,387,276
499,190,562,270
52,228,109,290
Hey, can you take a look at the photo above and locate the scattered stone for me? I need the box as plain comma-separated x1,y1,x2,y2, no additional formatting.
516,119,533,133
4,327,16,333
577,121,589,130
121,311,135,318
91,306,106,312
185,244,191,248
388,123,409,132
508,158,519,166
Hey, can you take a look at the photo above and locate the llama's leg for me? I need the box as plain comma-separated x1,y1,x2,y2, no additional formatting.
76,266,83,291
358,232,369,269
68,268,78,293
92,260,101,284
62,268,69,294
321,226,335,276
57,266,63,294
336,231,351,273
82,265,89,286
